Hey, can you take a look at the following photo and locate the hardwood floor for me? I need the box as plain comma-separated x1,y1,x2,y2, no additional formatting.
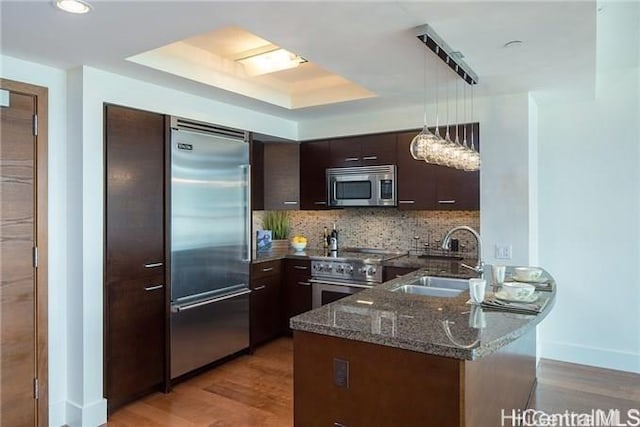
108,338,639,426
107,339,293,427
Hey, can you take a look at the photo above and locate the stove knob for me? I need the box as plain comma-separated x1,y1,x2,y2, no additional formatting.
326,264,333,272
360,266,368,274
345,265,354,274
317,263,325,272
367,267,377,275
336,265,345,273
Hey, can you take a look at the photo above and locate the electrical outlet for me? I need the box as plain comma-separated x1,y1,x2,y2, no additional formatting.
495,244,513,260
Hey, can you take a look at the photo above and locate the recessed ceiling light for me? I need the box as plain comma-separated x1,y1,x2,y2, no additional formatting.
55,0,92,14
503,40,524,49
236,48,307,77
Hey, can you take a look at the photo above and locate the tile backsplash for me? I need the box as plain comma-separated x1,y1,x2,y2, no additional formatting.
253,209,480,256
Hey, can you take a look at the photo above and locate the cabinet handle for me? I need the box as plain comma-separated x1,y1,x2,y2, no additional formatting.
144,284,163,292
362,156,377,160
314,201,327,205
344,157,359,162
253,285,266,291
297,281,311,286
293,265,308,270
438,200,456,204
334,423,347,427
261,267,274,272
283,201,298,205
144,262,163,268
398,200,415,204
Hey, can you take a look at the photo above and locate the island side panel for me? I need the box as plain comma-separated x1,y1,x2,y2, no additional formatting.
463,328,537,427
293,331,463,427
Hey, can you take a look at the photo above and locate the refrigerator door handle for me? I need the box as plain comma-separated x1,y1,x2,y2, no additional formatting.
172,288,251,313
241,164,251,262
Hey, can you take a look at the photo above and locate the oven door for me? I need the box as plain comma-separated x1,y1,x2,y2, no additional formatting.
309,278,372,308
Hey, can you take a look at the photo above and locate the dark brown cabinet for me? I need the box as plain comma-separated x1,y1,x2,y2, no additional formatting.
250,260,282,347
262,142,300,210
283,259,312,333
396,130,437,209
104,104,166,412
300,140,330,210
396,124,479,211
328,133,397,167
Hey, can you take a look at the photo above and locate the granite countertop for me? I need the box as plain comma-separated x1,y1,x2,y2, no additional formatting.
290,267,556,360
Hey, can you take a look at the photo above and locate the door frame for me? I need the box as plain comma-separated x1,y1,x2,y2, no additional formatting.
1,78,49,427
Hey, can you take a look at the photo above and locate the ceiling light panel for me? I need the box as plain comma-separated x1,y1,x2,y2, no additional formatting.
55,0,92,14
237,48,307,77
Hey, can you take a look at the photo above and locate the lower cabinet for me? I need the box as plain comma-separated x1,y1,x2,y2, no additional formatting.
283,259,312,334
250,262,282,347
105,275,165,411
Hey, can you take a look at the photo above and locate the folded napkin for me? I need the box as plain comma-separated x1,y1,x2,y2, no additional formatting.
468,296,548,314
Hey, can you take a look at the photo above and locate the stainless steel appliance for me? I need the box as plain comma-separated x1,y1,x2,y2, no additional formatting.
309,249,406,308
170,117,251,379
327,165,397,207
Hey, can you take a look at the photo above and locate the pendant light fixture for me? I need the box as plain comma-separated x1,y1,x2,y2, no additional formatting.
411,25,481,171
410,35,441,161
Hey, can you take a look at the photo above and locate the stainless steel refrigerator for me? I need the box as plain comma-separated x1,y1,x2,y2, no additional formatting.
169,117,251,379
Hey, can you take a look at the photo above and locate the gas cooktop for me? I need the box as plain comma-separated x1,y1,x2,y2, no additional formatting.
309,248,408,284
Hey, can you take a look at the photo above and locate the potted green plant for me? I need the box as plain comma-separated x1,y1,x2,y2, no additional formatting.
262,211,291,250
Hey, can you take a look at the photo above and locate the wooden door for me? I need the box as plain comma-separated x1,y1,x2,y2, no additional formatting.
299,140,330,210
328,137,361,167
396,130,437,209
359,133,397,166
0,80,48,427
263,142,300,210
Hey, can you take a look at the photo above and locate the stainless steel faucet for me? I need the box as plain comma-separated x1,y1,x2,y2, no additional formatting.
441,226,484,276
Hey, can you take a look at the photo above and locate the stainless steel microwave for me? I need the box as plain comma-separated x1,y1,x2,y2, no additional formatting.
327,165,397,207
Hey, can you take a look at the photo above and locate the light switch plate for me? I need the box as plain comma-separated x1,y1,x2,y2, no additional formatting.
495,244,513,260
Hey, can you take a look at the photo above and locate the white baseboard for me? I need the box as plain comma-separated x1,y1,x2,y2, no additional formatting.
540,340,640,373
50,400,67,427
64,398,107,427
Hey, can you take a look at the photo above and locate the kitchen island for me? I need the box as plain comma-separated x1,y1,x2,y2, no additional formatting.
290,267,556,427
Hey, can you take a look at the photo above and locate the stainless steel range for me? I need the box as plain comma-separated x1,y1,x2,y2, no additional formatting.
309,249,407,308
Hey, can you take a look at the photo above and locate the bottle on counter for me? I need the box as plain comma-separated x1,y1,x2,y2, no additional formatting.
329,223,338,252
323,226,329,251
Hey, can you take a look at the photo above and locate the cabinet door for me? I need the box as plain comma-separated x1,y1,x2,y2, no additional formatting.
283,260,312,332
250,274,281,347
106,275,165,410
263,142,300,210
328,137,362,167
300,140,330,210
105,105,165,280
434,123,480,211
360,133,397,166
396,131,437,209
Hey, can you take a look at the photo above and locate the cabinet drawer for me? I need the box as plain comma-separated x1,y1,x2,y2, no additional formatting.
251,259,282,280
285,259,311,275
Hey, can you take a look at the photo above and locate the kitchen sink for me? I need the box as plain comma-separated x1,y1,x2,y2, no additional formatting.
391,276,468,298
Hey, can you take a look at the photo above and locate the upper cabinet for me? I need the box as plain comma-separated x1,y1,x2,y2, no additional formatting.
262,141,300,210
396,131,437,209
300,140,330,210
328,133,397,168
396,124,479,211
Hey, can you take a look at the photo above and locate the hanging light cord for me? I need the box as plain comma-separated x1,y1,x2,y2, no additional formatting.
445,58,450,140
470,84,476,151
435,46,440,137
423,36,427,127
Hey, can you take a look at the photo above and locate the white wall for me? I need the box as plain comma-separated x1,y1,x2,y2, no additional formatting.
0,55,69,426
536,2,640,374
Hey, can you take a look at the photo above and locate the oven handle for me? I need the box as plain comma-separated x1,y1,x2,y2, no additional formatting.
308,278,374,289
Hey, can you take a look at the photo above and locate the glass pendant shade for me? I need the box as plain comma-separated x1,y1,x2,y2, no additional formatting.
410,125,441,160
